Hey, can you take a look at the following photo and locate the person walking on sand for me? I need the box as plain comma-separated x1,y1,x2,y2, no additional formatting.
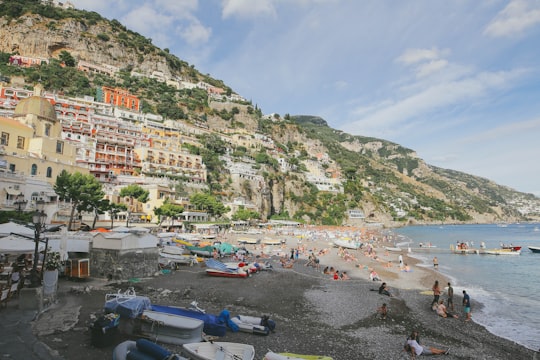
447,282,454,311
431,280,441,309
398,254,403,268
463,290,472,321
433,256,439,270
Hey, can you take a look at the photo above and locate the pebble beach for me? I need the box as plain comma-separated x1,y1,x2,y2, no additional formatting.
31,226,537,360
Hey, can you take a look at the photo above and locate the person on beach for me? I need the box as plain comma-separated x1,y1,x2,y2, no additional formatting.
340,271,350,280
437,300,459,319
398,254,403,268
433,256,439,270
431,280,441,309
447,282,454,311
377,303,388,320
290,248,294,260
405,331,449,357
333,270,339,280
401,263,412,272
379,282,392,297
463,290,471,321
370,269,381,281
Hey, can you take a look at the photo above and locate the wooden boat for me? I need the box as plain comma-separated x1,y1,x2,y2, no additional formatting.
139,310,204,345
182,341,255,360
263,351,333,360
528,246,540,253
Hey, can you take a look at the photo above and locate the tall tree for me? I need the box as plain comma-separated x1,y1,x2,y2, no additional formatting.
119,184,149,227
54,170,105,230
154,201,184,227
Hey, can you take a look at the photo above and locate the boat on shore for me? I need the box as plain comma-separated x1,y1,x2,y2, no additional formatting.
263,351,333,360
139,310,204,345
528,246,540,253
333,239,362,249
182,341,255,360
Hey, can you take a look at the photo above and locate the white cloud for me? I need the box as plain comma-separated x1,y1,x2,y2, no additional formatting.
342,68,524,139
396,47,450,65
178,21,212,46
415,59,449,78
484,0,540,37
221,0,277,19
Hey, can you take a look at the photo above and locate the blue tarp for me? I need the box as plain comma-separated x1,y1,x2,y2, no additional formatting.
105,296,152,319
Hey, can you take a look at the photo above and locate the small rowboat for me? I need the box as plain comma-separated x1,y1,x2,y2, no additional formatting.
263,351,333,360
483,248,521,255
182,341,255,360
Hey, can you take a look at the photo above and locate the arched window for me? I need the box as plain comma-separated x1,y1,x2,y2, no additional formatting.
46,167,52,178
31,164,37,176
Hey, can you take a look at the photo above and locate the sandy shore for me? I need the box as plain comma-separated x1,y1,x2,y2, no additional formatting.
34,226,536,360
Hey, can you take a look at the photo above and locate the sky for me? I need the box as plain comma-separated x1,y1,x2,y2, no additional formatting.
69,0,540,196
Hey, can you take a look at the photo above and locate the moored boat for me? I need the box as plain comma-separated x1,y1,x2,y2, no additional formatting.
482,248,521,255
182,341,255,360
528,246,540,253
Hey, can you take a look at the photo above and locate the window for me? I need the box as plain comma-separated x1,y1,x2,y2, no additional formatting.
9,164,15,172
45,124,51,136
46,167,52,178
56,140,64,154
17,136,25,149
1,132,8,145
31,164,37,175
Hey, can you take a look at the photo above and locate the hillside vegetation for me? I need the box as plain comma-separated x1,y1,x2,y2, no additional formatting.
1,0,539,226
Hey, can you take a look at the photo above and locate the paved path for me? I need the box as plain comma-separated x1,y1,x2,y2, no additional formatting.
0,300,63,360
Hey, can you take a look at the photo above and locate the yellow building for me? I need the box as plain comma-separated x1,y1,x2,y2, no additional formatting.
0,84,88,184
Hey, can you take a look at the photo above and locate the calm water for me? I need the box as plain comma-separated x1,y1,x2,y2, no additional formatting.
393,223,540,351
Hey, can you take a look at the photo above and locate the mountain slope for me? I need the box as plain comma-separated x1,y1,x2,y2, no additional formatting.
1,1,539,225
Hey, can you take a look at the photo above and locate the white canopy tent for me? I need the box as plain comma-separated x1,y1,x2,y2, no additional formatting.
0,221,34,238
0,235,44,255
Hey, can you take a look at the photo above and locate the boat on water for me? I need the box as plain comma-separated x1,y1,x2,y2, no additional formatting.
384,246,402,252
501,244,522,251
482,248,521,255
139,310,204,345
182,341,255,360
528,246,540,253
263,351,333,360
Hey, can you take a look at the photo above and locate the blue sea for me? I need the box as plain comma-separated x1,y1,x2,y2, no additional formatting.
393,223,540,351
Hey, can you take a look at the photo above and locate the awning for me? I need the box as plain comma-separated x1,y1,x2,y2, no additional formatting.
4,188,20,196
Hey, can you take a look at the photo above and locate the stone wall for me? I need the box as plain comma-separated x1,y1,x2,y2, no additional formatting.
90,248,158,281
